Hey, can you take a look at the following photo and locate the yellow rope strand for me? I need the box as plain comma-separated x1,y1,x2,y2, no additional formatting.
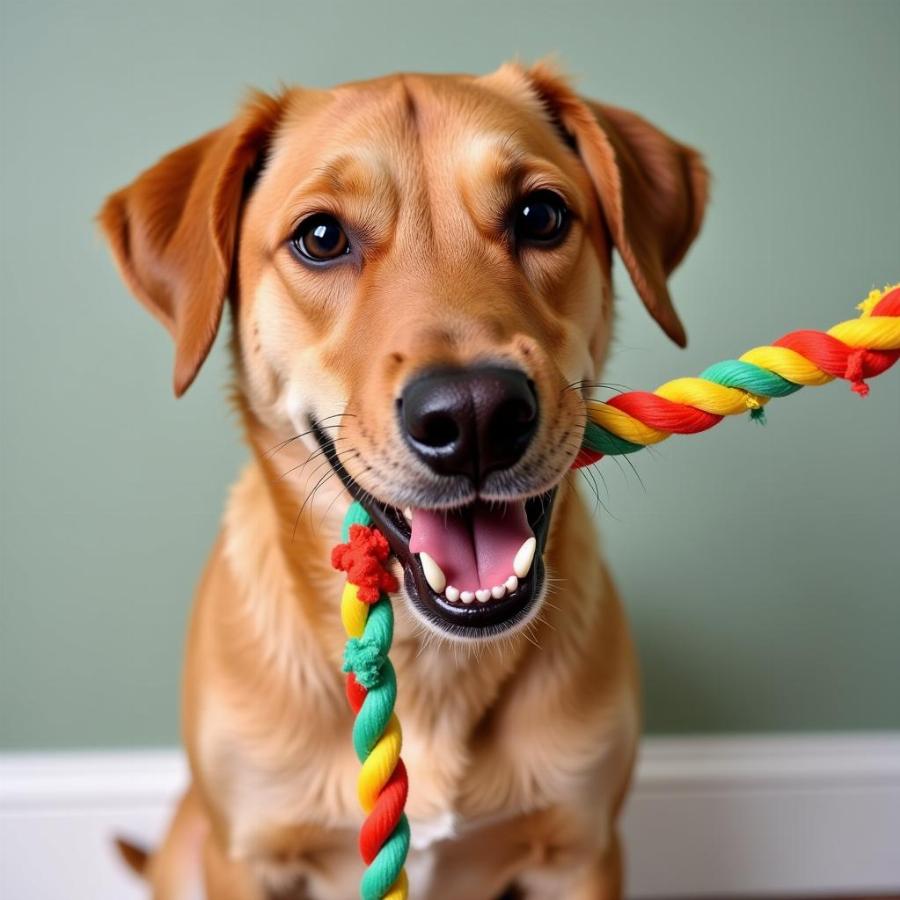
583,285,900,453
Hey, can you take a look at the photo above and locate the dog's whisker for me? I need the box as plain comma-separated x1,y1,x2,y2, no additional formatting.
560,379,632,398
263,416,348,458
279,448,336,485
622,454,647,492
575,465,616,520
292,468,339,541
573,468,600,513
317,481,351,535
519,621,541,650
277,445,330,481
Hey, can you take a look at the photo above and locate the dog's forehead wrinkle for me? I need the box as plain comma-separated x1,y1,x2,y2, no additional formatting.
389,76,441,250
309,77,440,249
384,76,545,241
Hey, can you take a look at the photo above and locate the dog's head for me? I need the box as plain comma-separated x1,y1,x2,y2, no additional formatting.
99,62,707,640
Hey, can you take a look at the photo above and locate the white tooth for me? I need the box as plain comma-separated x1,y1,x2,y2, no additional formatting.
445,585,460,603
475,589,491,603
460,591,475,604
505,575,518,592
403,507,413,521
513,537,537,579
491,584,506,600
419,552,446,593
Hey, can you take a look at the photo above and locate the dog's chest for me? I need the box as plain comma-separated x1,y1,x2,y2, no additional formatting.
404,805,526,898
404,810,456,896
230,656,630,900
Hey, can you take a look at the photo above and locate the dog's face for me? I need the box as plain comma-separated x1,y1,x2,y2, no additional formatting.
100,62,707,640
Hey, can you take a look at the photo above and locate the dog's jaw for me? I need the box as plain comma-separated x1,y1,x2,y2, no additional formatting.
311,418,558,641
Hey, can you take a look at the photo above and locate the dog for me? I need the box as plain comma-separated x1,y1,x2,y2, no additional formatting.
100,60,707,900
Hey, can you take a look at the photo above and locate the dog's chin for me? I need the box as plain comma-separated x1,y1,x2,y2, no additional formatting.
311,421,558,641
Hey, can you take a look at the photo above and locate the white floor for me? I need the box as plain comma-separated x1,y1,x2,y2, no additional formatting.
2,734,900,899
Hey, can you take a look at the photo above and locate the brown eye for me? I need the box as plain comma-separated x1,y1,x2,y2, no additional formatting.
513,190,569,245
290,214,350,262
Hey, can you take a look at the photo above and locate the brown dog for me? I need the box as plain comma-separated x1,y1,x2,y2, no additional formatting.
100,61,707,900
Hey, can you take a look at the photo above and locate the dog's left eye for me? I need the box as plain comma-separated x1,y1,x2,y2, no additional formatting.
513,190,569,245
290,214,350,262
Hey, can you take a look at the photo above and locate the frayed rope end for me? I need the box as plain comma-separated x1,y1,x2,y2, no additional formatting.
343,637,385,689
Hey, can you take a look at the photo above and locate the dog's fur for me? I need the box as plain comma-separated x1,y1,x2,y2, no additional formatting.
100,61,707,900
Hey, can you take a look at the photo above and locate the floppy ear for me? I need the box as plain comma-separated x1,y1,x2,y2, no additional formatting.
524,63,709,346
98,91,284,395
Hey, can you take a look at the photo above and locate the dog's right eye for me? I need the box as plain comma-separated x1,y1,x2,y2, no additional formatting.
290,214,350,263
513,190,569,247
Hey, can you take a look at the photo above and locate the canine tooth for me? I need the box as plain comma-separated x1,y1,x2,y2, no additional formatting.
475,589,491,603
491,584,506,600
445,586,460,603
513,537,537,578
403,507,413,521
460,591,475,604
419,552,446,593
505,575,518,592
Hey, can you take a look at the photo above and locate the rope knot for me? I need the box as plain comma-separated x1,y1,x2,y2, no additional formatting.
844,347,870,397
343,636,385,689
331,524,399,602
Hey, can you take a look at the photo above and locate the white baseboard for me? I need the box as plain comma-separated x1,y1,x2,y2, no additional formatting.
621,734,900,897
2,734,899,899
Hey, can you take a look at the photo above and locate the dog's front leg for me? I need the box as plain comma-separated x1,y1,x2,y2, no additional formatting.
200,833,265,900
563,832,623,900
514,829,623,900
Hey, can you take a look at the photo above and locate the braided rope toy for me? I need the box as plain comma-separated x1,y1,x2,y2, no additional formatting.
575,284,900,467
332,503,410,900
331,283,899,899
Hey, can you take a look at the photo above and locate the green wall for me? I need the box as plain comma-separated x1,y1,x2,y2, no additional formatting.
1,0,898,750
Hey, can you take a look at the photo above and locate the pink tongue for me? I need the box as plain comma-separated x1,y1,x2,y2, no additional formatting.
409,501,533,593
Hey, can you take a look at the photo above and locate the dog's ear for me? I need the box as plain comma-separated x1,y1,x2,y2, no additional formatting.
523,62,709,347
98,91,284,395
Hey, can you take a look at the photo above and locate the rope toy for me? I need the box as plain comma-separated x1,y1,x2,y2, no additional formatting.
332,283,898,899
332,502,410,900
575,284,900,467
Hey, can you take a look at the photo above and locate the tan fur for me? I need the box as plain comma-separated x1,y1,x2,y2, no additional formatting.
100,61,707,899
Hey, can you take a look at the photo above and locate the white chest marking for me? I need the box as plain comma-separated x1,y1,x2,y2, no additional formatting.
406,811,457,898
409,810,457,851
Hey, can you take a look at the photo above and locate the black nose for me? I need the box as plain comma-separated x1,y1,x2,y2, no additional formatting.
400,365,538,483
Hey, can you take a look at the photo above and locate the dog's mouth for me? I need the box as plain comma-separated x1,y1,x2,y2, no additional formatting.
311,420,557,639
